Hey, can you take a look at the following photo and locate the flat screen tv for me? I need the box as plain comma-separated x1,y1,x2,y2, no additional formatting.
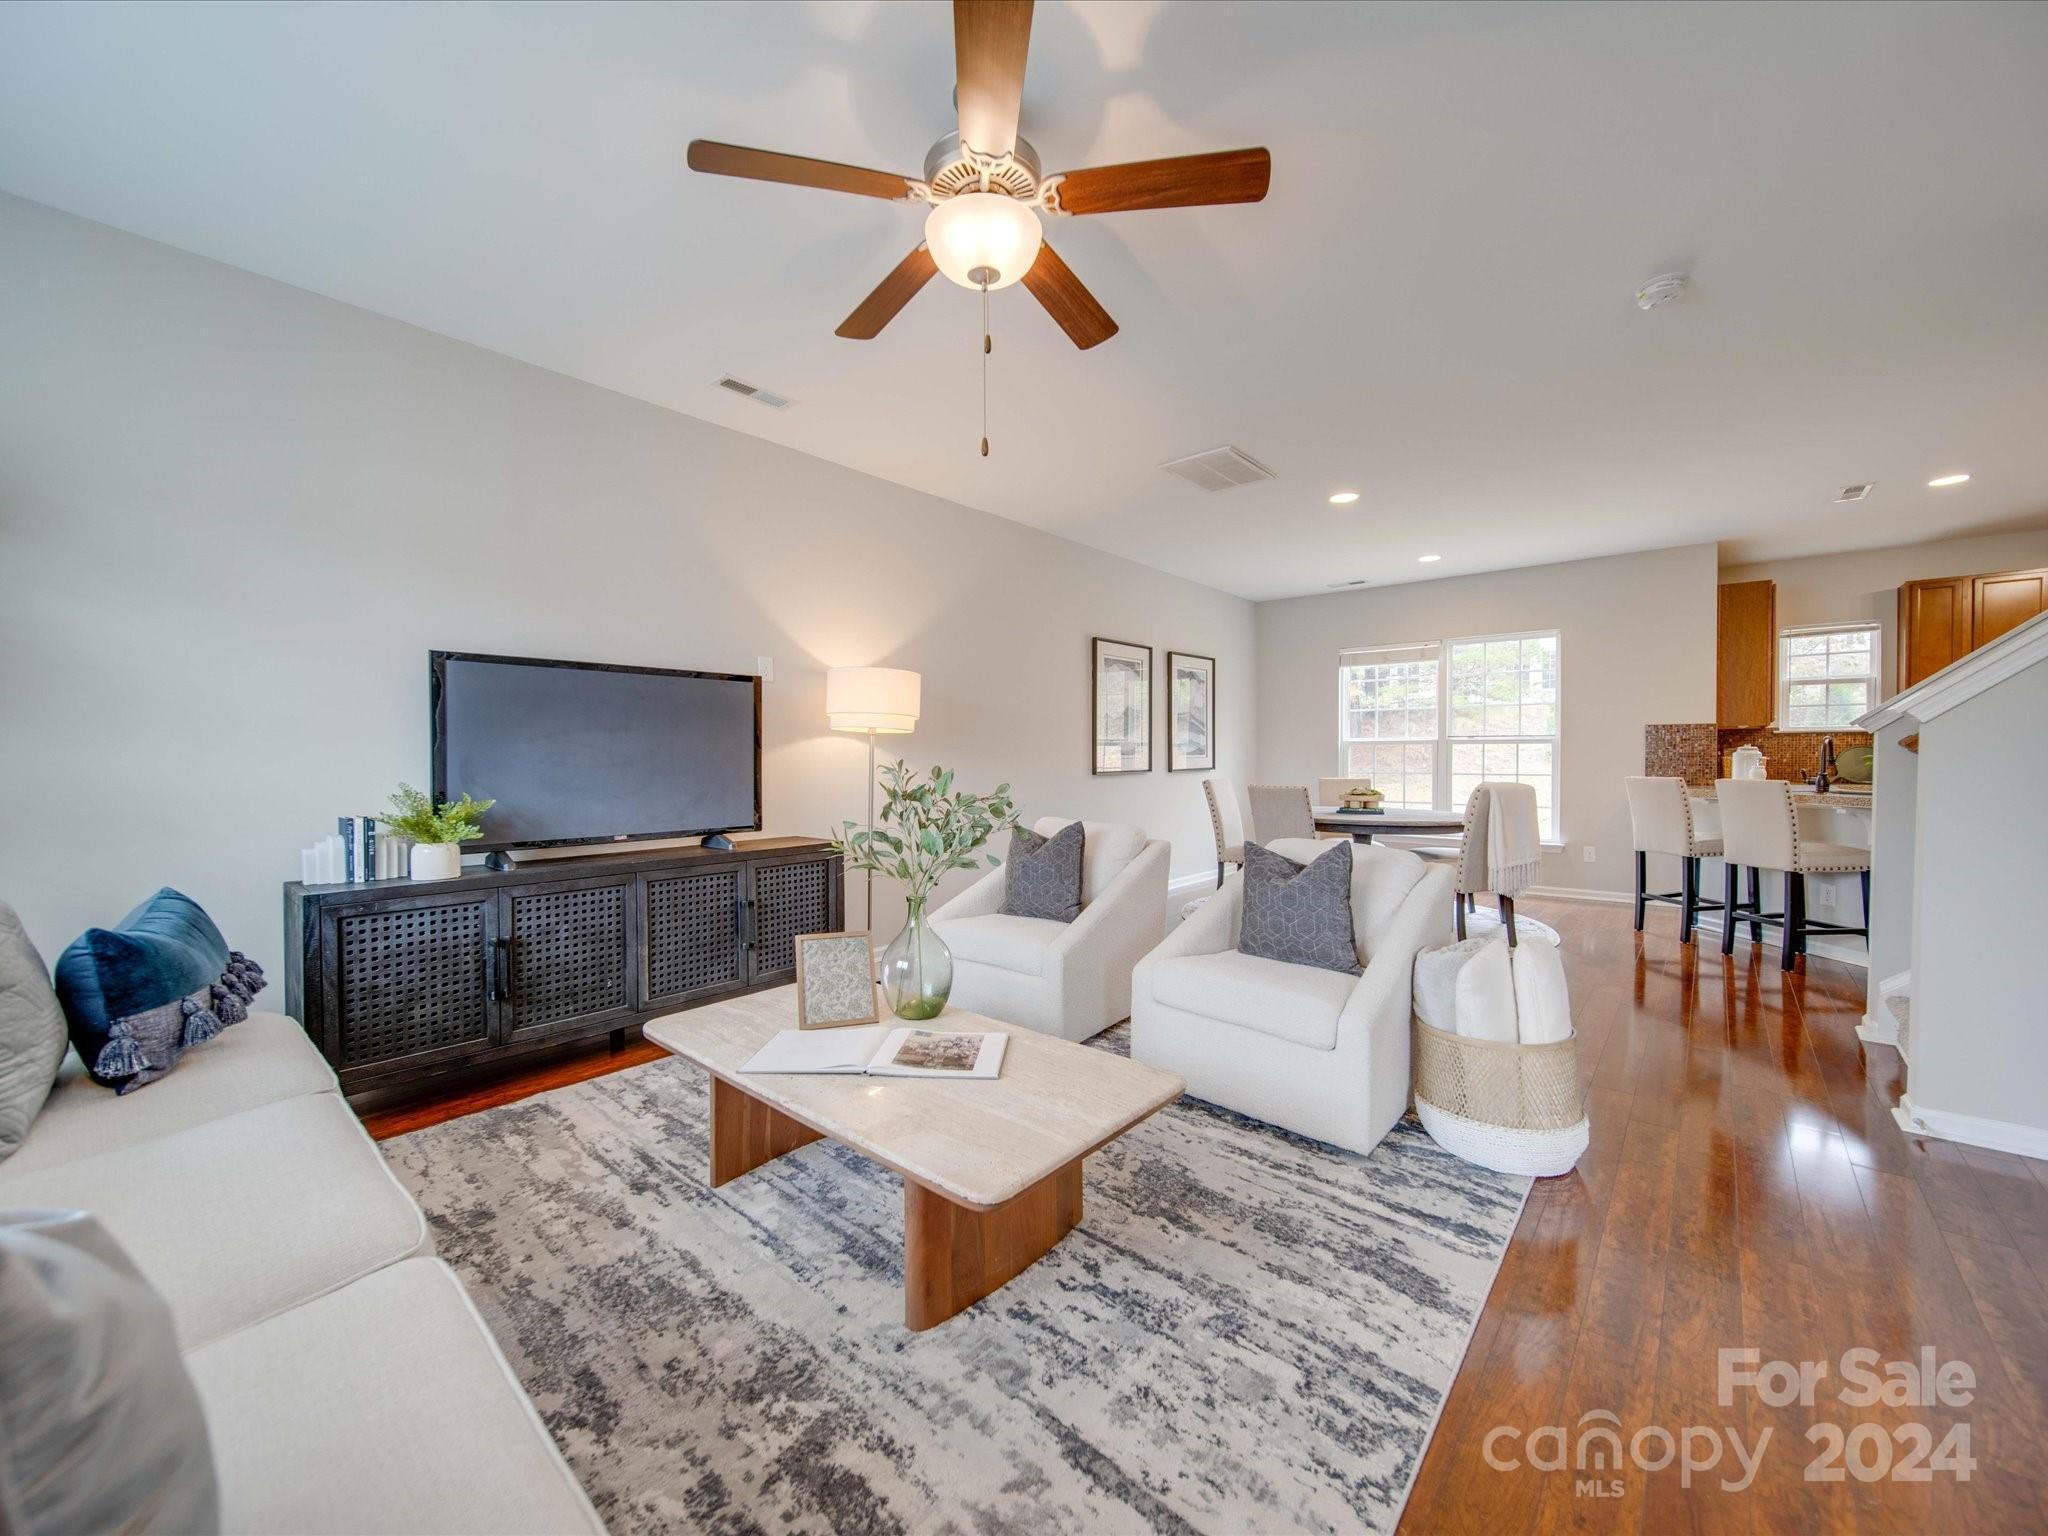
431,651,761,853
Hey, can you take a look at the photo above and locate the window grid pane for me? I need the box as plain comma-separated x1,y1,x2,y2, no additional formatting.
1778,625,1879,729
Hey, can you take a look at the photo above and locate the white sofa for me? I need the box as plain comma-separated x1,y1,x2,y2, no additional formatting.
1131,838,1453,1155
0,1012,603,1535
930,817,1169,1041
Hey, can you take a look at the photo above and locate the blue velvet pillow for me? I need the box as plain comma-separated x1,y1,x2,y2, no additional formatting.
54,889,264,1093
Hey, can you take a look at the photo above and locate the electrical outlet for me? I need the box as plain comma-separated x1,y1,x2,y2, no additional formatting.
756,656,774,683
1582,845,1597,863
1816,883,1837,910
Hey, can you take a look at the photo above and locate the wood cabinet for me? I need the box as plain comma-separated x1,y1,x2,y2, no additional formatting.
1898,566,2048,689
287,838,841,1099
1717,579,1777,728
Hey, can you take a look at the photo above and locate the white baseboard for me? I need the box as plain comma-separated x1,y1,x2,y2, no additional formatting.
1522,885,1631,906
1893,1096,2048,1160
1856,1015,1898,1048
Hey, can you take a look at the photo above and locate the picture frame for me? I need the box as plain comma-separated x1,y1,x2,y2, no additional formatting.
1091,637,1152,774
792,931,879,1028
1166,650,1216,772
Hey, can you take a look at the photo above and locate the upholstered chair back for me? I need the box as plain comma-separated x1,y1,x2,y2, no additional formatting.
1715,779,1798,870
1455,784,1491,893
1246,784,1315,842
1203,778,1244,857
1624,776,1714,858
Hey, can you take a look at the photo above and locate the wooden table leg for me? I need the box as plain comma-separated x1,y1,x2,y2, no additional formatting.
903,1157,1082,1330
709,1075,822,1188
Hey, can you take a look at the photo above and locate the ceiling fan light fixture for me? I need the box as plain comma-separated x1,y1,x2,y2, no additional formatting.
924,192,1042,291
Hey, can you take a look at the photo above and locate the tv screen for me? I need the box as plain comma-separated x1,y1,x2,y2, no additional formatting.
431,652,760,851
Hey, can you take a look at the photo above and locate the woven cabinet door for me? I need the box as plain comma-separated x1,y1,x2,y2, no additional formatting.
748,856,839,984
325,892,498,1077
640,865,745,1008
499,876,635,1044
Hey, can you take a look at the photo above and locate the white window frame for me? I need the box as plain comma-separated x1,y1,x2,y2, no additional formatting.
1336,642,1442,815
1776,621,1880,732
1335,629,1563,840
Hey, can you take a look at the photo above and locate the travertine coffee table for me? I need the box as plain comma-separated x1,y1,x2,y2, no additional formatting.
644,989,1183,1330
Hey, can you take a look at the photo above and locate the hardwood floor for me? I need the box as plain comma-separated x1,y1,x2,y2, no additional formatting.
1403,897,2048,1535
361,897,2048,1532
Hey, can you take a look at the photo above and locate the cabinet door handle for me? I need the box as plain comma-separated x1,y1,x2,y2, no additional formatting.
494,937,512,1002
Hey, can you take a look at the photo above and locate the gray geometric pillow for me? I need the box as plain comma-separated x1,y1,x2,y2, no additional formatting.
999,820,1085,923
1237,841,1361,975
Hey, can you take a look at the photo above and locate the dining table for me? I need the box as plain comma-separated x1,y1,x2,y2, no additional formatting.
1311,805,1466,843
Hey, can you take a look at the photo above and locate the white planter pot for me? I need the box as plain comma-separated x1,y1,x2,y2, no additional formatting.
409,843,462,882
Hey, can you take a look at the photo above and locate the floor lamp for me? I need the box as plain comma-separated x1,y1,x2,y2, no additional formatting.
824,666,922,930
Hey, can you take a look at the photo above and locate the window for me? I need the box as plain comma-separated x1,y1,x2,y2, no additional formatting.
1778,623,1878,729
1337,631,1561,838
1448,633,1559,838
1338,643,1439,811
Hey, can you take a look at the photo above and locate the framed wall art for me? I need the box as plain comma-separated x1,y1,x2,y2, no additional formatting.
1167,651,1216,772
1091,637,1152,773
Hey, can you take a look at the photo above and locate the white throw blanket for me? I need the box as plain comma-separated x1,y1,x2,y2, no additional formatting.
1482,782,1542,898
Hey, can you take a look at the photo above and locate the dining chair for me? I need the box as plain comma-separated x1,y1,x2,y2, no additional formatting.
1247,783,1317,842
1202,778,1245,888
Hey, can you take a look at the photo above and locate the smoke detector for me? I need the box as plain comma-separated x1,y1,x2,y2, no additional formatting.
1836,483,1875,503
1634,272,1689,311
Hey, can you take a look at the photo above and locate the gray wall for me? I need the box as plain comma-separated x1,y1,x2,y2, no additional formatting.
1253,544,1719,896
0,194,1256,979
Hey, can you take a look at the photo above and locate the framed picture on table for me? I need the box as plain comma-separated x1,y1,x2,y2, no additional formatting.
793,932,879,1028
1167,651,1216,772
1091,637,1152,773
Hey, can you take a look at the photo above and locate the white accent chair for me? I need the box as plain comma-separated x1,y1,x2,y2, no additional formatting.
929,817,1169,1041
1203,778,1245,887
1131,838,1455,1155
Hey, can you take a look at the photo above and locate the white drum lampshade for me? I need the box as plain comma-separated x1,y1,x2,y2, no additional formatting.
826,667,921,734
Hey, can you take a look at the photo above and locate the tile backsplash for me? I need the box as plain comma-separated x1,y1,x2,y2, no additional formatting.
1643,723,1874,785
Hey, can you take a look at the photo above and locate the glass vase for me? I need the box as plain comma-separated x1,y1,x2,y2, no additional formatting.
880,898,952,1021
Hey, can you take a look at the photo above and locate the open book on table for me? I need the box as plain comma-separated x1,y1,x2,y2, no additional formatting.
738,1025,1008,1080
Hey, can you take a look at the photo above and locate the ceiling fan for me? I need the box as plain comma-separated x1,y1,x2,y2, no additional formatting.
686,0,1271,354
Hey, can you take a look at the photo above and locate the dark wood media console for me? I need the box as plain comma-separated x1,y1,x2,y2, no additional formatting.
285,837,842,1102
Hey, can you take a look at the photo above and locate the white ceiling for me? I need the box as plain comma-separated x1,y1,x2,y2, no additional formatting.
4,0,2047,600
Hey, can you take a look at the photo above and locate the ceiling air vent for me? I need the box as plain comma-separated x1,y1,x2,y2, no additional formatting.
1325,579,1372,590
1836,483,1874,502
715,375,793,410
1159,445,1276,492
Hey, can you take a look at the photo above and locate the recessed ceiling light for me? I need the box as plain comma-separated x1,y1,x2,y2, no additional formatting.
1328,491,1360,505
1418,554,1442,563
1928,473,1970,488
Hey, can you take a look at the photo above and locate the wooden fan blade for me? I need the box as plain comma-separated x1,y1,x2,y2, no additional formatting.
1020,243,1117,350
954,0,1033,158
687,140,913,201
836,246,940,339
1052,148,1271,215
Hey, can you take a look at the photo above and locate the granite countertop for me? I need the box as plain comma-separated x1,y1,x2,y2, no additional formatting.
1686,783,1872,807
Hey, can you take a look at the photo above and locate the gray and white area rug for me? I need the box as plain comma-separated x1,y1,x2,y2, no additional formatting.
384,1026,1529,1535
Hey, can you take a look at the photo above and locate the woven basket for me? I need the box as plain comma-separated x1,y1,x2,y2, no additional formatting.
1413,1016,1588,1177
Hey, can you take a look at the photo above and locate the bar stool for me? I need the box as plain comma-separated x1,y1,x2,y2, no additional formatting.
1623,776,1726,944
1715,778,1871,971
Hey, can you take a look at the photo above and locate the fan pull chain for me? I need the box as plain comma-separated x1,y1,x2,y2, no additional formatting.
980,280,991,457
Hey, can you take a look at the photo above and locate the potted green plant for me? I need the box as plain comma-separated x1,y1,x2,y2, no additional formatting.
378,784,495,881
831,763,1015,1019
